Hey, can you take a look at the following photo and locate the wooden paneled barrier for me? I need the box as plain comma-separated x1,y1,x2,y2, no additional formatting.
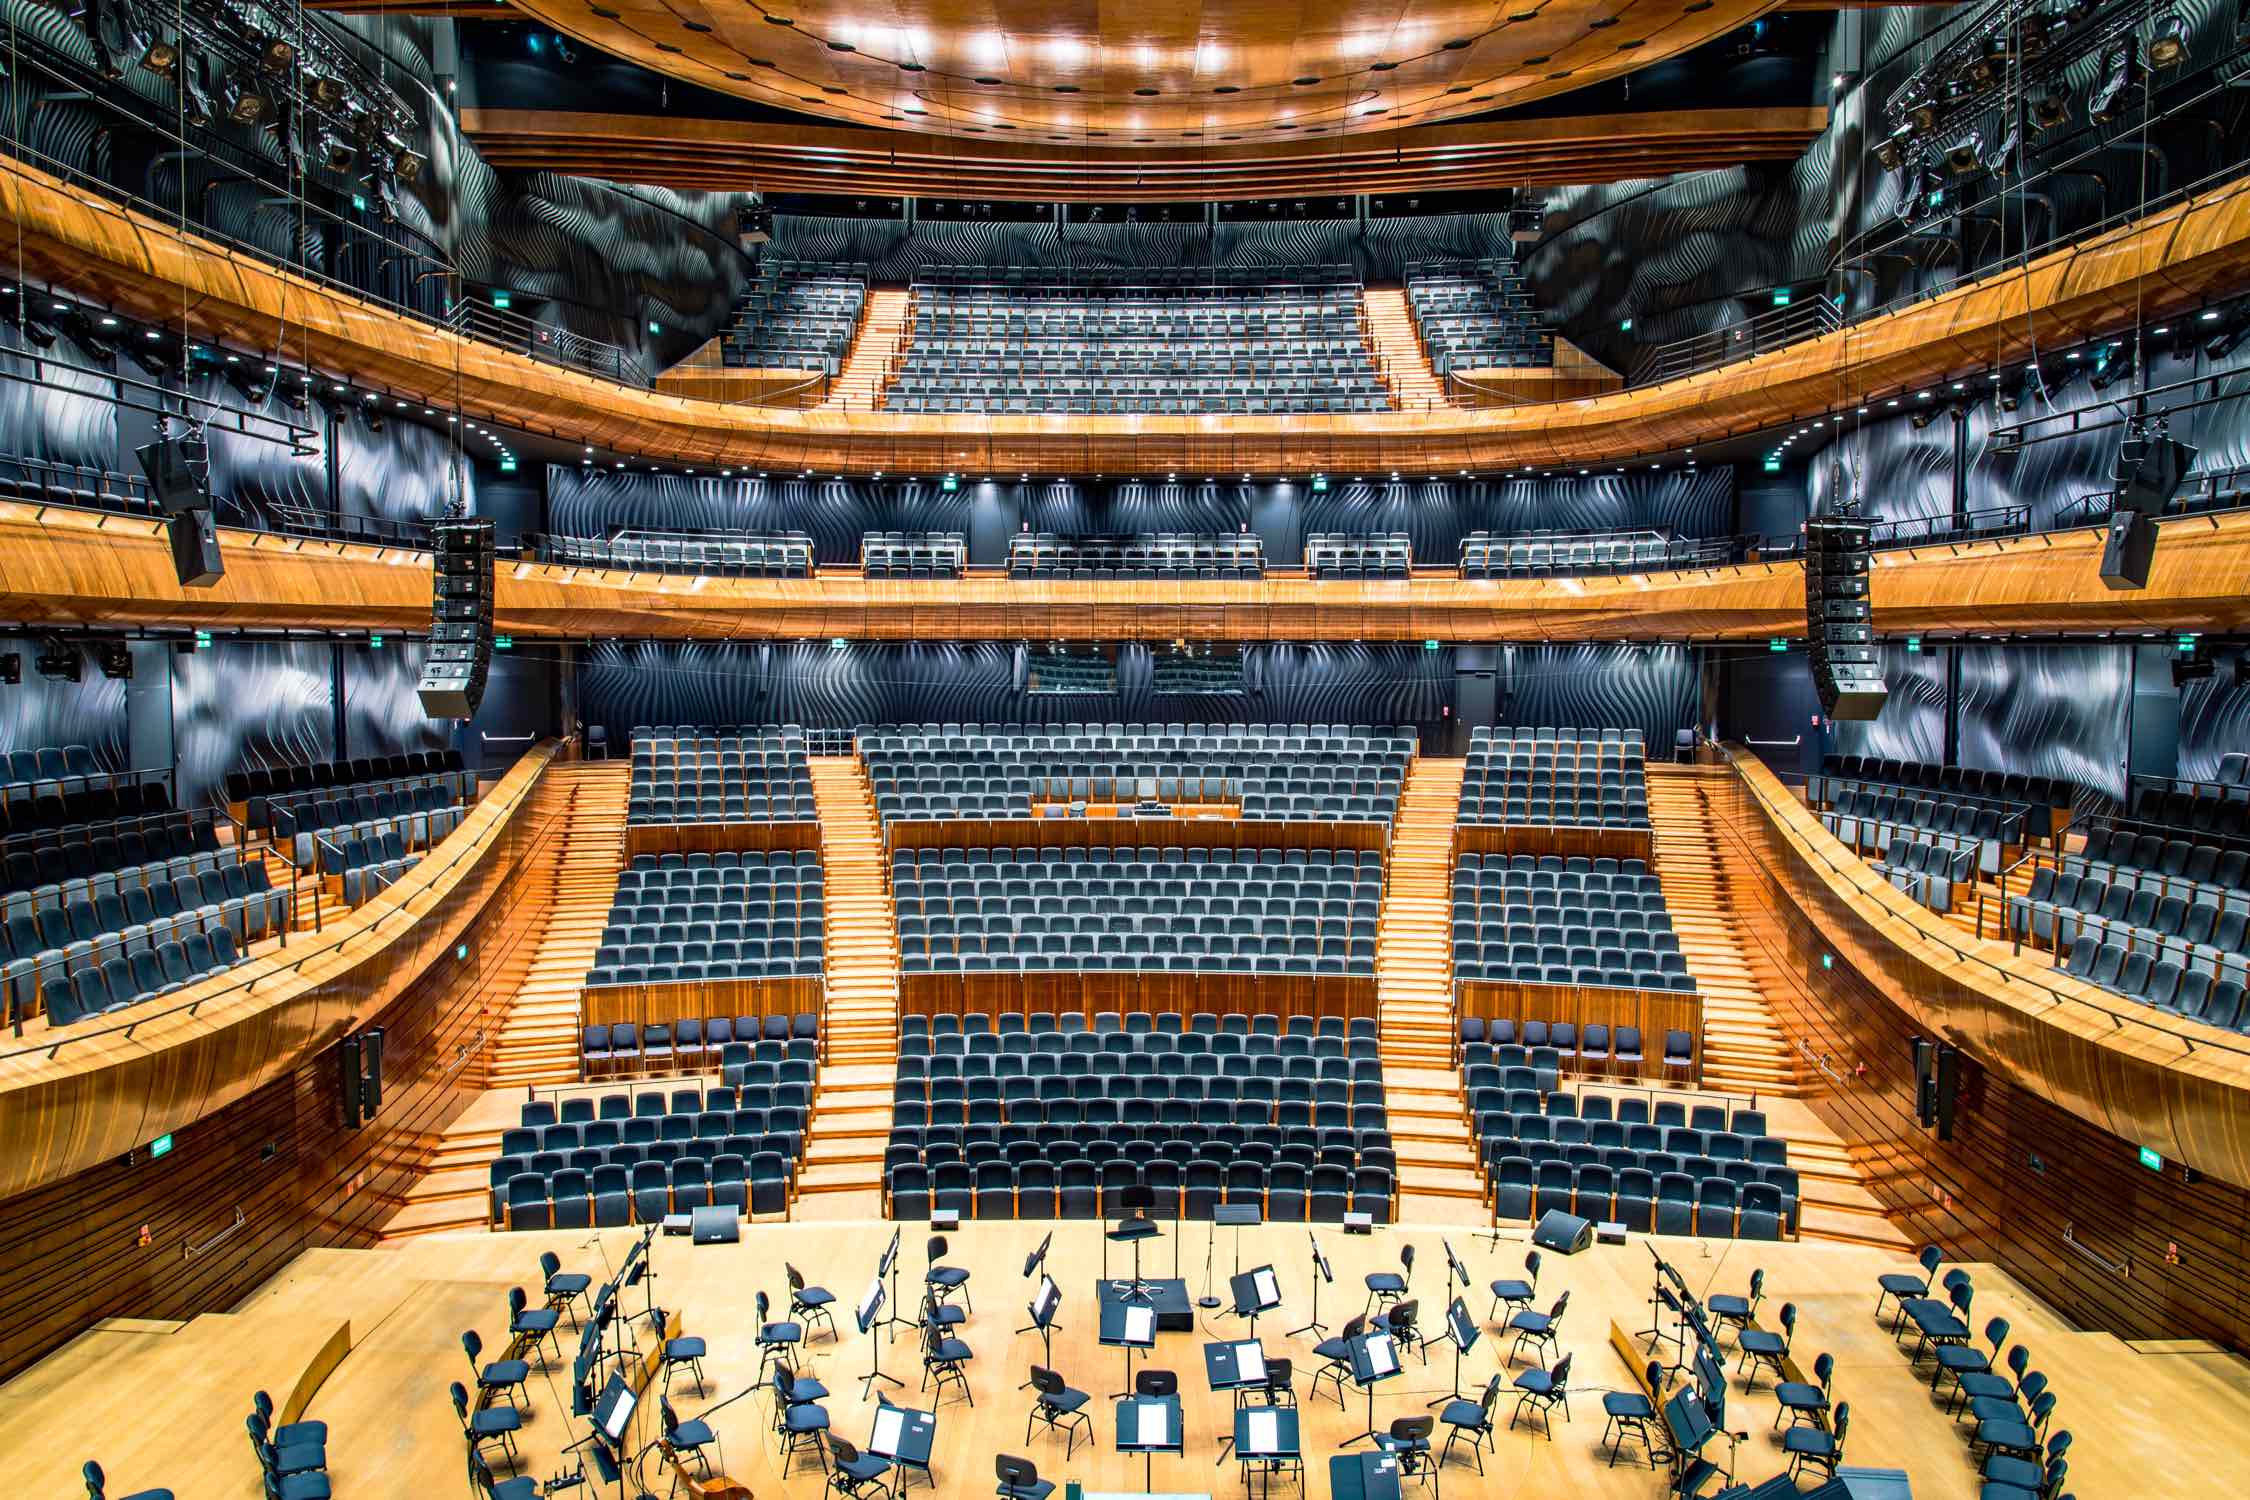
11,153,2250,475
1452,823,1657,865
622,819,823,858
580,976,824,1032
9,499,2250,641
1711,745,2250,1346
1455,979,1702,1083
882,815,1393,857
899,970,1377,1023
0,743,562,1204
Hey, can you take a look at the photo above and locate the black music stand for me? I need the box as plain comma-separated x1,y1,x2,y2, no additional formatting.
876,1228,916,1343
1424,1242,1473,1408
1014,1232,1057,1334
1427,1295,1479,1408
1115,1392,1184,1491
1020,1274,1063,1387
1340,1328,1404,1448
1229,1264,1284,1341
1202,1336,1273,1421
1106,1211,1163,1305
856,1275,900,1395
1289,1232,1333,1340
1233,1403,1303,1499
1100,1295,1159,1399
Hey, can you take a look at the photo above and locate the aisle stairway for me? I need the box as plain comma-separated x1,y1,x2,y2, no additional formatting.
1361,287,1449,412
823,288,912,411
1376,757,1484,1221
794,756,899,1216
480,762,630,1091
1645,765,1802,1096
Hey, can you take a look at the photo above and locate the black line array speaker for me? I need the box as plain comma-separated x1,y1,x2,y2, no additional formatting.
419,518,494,720
135,432,211,515
1531,1208,1594,1254
360,1026,385,1119
338,1034,364,1130
1935,1043,1960,1141
2099,509,2157,590
167,507,225,588
1805,515,1888,721
2113,431,2195,514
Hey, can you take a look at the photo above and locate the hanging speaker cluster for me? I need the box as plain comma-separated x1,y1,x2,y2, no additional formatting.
2101,427,2196,591
418,519,495,720
137,433,224,588
1805,514,1888,721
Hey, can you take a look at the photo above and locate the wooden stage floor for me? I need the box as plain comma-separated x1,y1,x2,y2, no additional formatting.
7,1217,2249,1500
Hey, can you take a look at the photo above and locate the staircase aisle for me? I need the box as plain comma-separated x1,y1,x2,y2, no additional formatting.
795,757,900,1218
823,288,912,411
1644,765,1802,1097
1375,757,1484,1223
1361,287,1449,412
482,763,631,1092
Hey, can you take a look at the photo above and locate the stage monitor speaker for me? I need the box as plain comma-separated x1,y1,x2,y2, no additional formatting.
690,1205,740,1244
1531,1208,1594,1255
2100,509,2157,590
419,519,494,719
1912,1037,1937,1127
168,508,224,587
136,433,211,514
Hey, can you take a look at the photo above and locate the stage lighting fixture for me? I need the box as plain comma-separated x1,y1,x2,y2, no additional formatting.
137,34,178,75
1910,403,1944,430
2090,341,2136,391
2091,42,2138,123
2206,314,2248,363
1945,134,1983,176
2032,89,2070,132
320,133,355,171
94,639,133,681
308,74,347,108
35,638,81,683
1907,102,1939,133
56,309,120,360
1874,132,1906,171
226,79,272,125
386,135,425,182
2149,12,2187,67
257,35,296,73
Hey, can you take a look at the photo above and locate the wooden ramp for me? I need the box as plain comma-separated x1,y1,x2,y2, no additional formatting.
1646,764,1802,1096
1361,286,1449,412
1379,757,1483,1218
482,762,630,1092
824,288,911,411
796,757,898,1215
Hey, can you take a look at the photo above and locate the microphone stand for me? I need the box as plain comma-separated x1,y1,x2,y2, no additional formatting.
1197,1215,1222,1310
1286,1235,1329,1340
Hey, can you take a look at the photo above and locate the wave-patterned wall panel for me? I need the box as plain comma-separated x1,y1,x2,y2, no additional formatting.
171,642,336,810
547,470,972,563
0,325,118,475
342,643,452,761
1021,483,1250,537
1957,644,2130,802
333,407,471,527
1299,471,1734,559
0,635,128,771
1495,644,1699,745
2177,647,2250,784
1829,643,1946,764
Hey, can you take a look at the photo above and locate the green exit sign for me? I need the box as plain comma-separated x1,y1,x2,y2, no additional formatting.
648,320,662,335
369,634,384,648
1906,636,1922,654
193,630,212,650
1769,638,1788,653
1772,288,1793,307
493,635,514,650
1619,318,1633,332
491,291,511,309
2139,1145,2164,1172
1311,476,1328,492
1423,640,1441,652
1820,953,1833,970
148,1132,174,1160
1763,452,1783,472
351,193,366,212
499,457,518,473
2178,636,2197,655
942,475,959,492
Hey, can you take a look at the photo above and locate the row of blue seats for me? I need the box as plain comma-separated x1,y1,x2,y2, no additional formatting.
1473,1105,1786,1166
905,1010,1378,1040
489,1130,805,1212
580,1022,819,1071
901,1028,1374,1061
502,1099,810,1157
499,1153,799,1229
889,1158,1392,1222
1462,1082,1768,1136
1490,1156,1792,1240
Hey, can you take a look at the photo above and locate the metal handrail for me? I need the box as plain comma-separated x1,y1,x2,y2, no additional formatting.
1629,297,1844,386
1712,741,2250,1063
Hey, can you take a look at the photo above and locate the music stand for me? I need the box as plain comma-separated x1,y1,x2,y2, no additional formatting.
857,1276,900,1395
1288,1232,1334,1339
1100,1295,1158,1398
876,1228,915,1342
1014,1232,1057,1333
1340,1328,1404,1447
1115,1391,1184,1491
1020,1275,1063,1386
1427,1295,1479,1408
1228,1264,1283,1340
1233,1403,1303,1500
1106,1210,1163,1305
1202,1336,1272,1421
866,1401,938,1492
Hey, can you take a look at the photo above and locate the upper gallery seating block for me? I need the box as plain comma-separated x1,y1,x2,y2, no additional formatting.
1007,533,1263,579
1405,258,1550,374
1459,727,1651,830
858,723,1414,826
717,262,869,373
1307,534,1412,579
863,532,968,578
1458,529,1738,579
627,728,815,826
527,531,815,578
884,264,1387,415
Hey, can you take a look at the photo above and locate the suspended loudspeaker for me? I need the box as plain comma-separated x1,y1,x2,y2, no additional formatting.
168,508,225,587
2100,510,2157,590
419,519,495,719
1804,515,1887,720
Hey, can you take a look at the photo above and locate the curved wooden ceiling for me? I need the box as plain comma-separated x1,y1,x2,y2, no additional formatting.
459,105,1828,199
501,0,1785,143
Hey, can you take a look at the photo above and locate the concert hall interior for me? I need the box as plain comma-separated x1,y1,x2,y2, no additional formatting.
4,0,2250,1498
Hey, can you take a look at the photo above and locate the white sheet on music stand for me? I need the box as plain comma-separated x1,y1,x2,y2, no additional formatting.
601,1387,636,1441
1124,1305,1155,1343
1366,1333,1398,1376
1138,1401,1171,1447
1233,1342,1265,1383
871,1407,904,1457
1252,1269,1278,1307
1245,1410,1279,1454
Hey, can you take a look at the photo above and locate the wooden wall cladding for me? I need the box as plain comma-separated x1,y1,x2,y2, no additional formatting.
1452,823,1656,864
10,154,2250,476
581,977,823,1032
0,745,563,1204
899,970,1378,1023
10,499,2249,642
621,820,823,857
0,755,567,1382
1710,752,2250,1347
1454,979,1702,1083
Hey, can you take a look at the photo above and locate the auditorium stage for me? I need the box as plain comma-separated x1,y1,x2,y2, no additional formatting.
5,1218,2246,1500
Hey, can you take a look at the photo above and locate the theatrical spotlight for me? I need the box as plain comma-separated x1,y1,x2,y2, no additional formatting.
320,133,356,172
257,34,296,73
2091,41,2139,123
1910,402,1946,431
1945,134,1983,176
2089,341,2136,391
385,134,425,182
2205,311,2249,363
94,639,133,682
226,75,273,126
1874,130,1909,171
2032,89,2070,132
308,74,347,108
136,33,179,75
2149,11,2188,67
35,637,81,683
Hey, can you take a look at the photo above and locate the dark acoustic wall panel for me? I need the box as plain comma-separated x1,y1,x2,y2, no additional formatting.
0,635,129,771
1493,643,1699,745
770,214,1511,284
342,644,453,763
1020,482,1250,539
0,324,118,474
191,372,328,532
1958,644,2131,804
1830,643,1945,765
547,470,971,564
579,641,1455,744
172,641,336,811
1299,471,1734,560
2178,647,2250,783
1715,773,2250,1351
333,406,470,528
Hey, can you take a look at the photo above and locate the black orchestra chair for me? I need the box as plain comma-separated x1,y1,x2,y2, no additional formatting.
1775,1352,1836,1430
1488,1251,1540,1323
1364,1244,1414,1316
1026,1366,1092,1457
1440,1373,1502,1471
996,1455,1055,1500
774,1367,832,1477
757,1289,804,1382
1737,1303,1796,1392
450,1379,522,1470
506,1287,562,1365
1259,1357,1296,1407
1374,1416,1436,1488
251,1391,324,1450
541,1251,594,1324
1506,1290,1569,1368
1310,1313,1367,1408
788,1262,840,1342
461,1330,532,1411
1510,1350,1573,1437
661,1330,710,1395
825,1436,892,1500
923,1300,976,1406
470,1452,538,1500
927,1235,974,1311
1600,1361,1660,1467
1783,1400,1850,1482
1706,1267,1763,1345
661,1395,719,1478
82,1461,173,1500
